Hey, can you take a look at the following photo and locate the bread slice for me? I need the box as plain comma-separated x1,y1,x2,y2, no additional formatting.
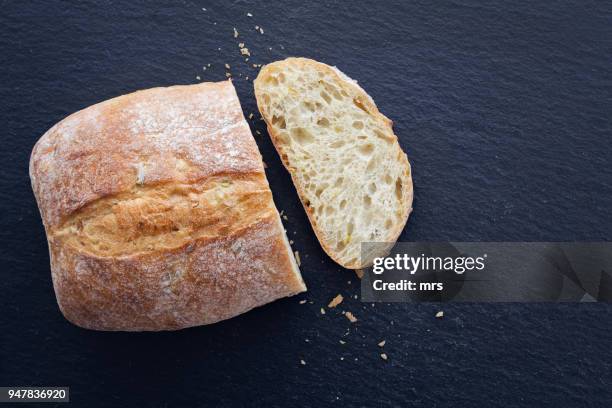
254,58,413,269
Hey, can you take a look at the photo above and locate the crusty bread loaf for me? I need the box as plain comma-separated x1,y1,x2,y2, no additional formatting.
254,58,413,269
29,80,305,331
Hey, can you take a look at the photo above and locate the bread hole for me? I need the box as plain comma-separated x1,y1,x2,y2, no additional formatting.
290,127,314,145
334,126,343,133
278,73,286,83
315,188,323,197
395,178,403,200
358,144,375,156
374,129,393,144
262,94,271,105
384,174,393,184
341,90,349,97
326,206,335,216
320,91,332,104
305,199,311,208
317,117,330,127
353,98,370,114
302,101,316,112
272,115,287,130
352,121,364,129
366,157,378,172
368,183,377,194
330,140,345,149
385,219,393,229
357,135,367,140
267,76,279,86
340,199,347,210
334,177,344,187
363,195,372,208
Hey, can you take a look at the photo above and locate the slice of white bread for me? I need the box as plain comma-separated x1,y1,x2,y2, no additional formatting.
254,58,413,269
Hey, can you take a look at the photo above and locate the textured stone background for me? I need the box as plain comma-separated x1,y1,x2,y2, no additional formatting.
1,1,611,406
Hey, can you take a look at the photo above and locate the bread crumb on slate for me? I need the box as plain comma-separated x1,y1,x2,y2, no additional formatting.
196,75,201,80
259,27,264,34
248,113,254,119
294,251,301,266
289,240,294,245
345,311,357,323
378,340,386,347
320,308,326,315
282,215,288,220
328,294,344,308
300,359,306,366
380,353,388,361
225,63,231,69
299,299,307,304
225,73,232,78
247,12,253,17
233,27,239,38
339,340,346,345
436,311,444,318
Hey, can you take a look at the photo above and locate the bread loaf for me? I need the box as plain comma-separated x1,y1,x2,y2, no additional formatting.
30,80,306,331
254,58,413,269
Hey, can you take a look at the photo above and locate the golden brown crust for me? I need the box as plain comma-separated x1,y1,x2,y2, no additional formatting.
30,80,305,331
254,58,413,269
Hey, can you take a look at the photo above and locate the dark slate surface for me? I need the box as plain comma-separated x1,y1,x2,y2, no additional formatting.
2,1,612,407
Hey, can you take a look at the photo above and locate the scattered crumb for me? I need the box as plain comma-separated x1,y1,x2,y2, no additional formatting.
380,353,388,361
252,63,258,68
328,294,344,308
233,27,239,38
299,299,307,304
225,72,232,78
255,130,261,135
255,25,259,30
202,66,207,71
207,63,211,67
201,7,206,11
247,12,253,17
282,214,288,220
196,75,201,80
300,359,306,366
225,63,231,69
378,340,386,347
259,27,264,34
345,311,358,323
245,76,249,80
248,113,254,119
340,357,344,361
294,251,301,266
320,308,326,315
240,46,250,56
289,240,294,245
339,340,346,345
355,269,364,279
436,311,444,318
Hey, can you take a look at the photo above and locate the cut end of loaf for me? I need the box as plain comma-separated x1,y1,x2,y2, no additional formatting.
254,58,413,269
